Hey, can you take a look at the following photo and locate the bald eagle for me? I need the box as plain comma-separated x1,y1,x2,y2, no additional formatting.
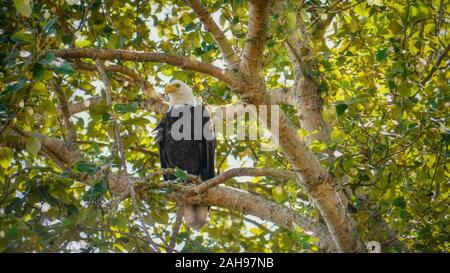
155,80,215,229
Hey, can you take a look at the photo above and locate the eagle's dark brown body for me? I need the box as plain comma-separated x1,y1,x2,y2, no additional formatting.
155,104,215,229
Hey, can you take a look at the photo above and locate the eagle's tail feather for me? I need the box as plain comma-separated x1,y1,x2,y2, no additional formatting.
182,205,208,230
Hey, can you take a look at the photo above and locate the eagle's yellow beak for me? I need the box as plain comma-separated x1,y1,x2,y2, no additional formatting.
164,84,177,94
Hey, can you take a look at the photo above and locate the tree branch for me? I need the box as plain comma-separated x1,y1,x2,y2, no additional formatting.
50,80,78,146
190,167,300,194
0,126,80,169
95,59,126,172
72,60,141,82
185,0,240,69
268,87,296,105
69,96,104,115
96,59,160,251
421,43,449,85
54,49,244,90
240,0,270,81
310,14,335,41
137,170,336,252
1,125,336,252
200,185,335,252
77,140,159,157
278,7,331,143
168,207,183,253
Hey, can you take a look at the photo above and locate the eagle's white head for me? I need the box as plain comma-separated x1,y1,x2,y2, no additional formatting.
164,80,199,107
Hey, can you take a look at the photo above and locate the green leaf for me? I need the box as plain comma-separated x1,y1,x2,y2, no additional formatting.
5,77,27,93
409,3,430,22
151,210,169,224
75,160,100,175
185,22,199,32
393,196,406,209
0,147,13,168
286,12,297,30
375,49,388,62
442,131,450,144
354,2,369,17
172,71,189,82
33,63,45,81
387,80,396,91
101,112,112,121
53,59,75,75
92,142,100,154
319,81,329,92
5,198,24,214
38,53,57,65
289,232,311,249
61,34,73,45
39,53,75,75
43,17,59,34
92,178,108,195
26,136,41,155
331,129,346,144
110,214,128,227
174,168,188,181
398,83,412,97
292,222,304,233
114,102,138,114
31,81,48,94
11,29,33,43
14,0,32,17
50,188,71,204
84,208,101,226
272,185,284,203
335,103,348,116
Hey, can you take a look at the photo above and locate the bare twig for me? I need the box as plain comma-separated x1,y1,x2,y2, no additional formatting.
96,59,127,171
96,59,160,252
50,80,78,145
168,207,183,253
421,43,450,85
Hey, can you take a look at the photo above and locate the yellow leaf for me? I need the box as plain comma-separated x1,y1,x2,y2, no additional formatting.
75,39,92,48
335,89,346,101
354,2,369,17
26,136,41,155
250,227,263,236
292,222,304,233
31,81,47,94
0,147,13,168
298,128,308,138
14,0,32,17
378,84,389,94
286,12,297,30
235,8,246,17
331,129,346,144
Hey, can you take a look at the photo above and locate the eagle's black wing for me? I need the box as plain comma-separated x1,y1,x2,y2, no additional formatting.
199,107,216,180
154,111,173,180
155,105,215,181
155,104,215,229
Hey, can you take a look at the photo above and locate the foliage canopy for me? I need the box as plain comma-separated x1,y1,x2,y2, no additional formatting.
0,0,448,253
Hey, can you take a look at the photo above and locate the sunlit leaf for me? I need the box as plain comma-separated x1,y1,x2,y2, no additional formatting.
25,136,41,155
13,0,32,17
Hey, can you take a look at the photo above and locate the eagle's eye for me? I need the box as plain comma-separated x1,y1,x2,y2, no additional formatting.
174,83,180,88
